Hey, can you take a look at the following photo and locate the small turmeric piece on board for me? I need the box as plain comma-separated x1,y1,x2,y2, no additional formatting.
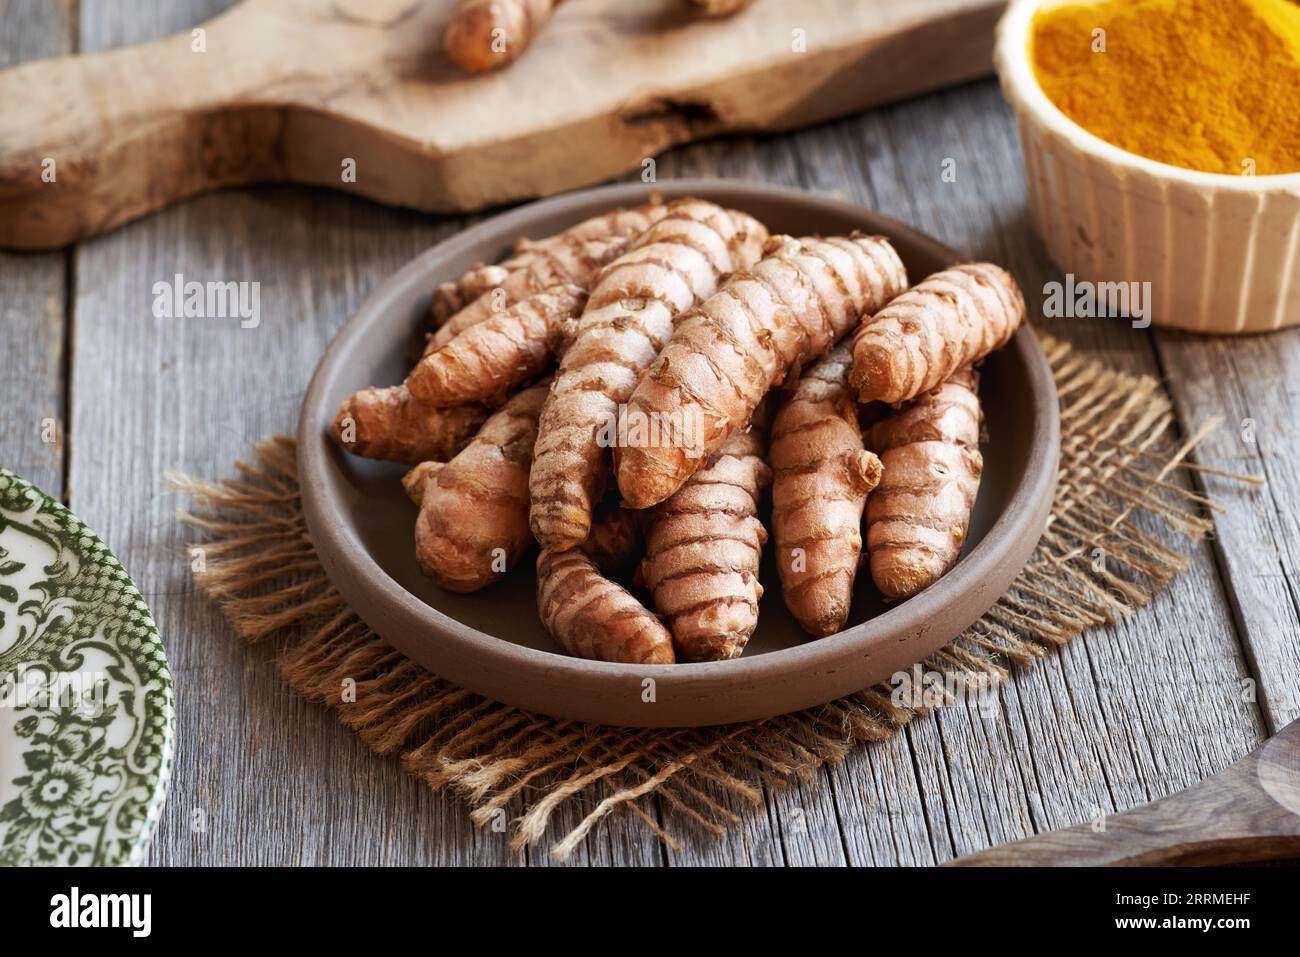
770,343,882,638
404,381,550,592
638,421,772,662
332,385,489,465
444,0,563,74
407,283,586,406
866,366,984,600
850,262,1025,405
529,198,769,551
537,546,675,664
616,233,907,509
685,0,755,16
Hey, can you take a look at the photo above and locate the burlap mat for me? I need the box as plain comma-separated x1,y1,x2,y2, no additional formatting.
171,334,1252,859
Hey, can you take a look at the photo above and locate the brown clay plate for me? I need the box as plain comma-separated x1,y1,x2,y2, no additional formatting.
298,180,1060,728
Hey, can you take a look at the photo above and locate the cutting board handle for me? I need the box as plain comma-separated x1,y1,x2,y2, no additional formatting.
0,7,276,249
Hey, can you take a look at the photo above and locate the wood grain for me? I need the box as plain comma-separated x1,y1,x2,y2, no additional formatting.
950,719,1300,865
0,0,1003,249
0,0,1291,866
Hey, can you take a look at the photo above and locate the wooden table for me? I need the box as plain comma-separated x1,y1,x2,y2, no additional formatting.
4,0,1297,866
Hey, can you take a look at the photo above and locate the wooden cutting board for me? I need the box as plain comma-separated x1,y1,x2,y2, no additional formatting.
0,0,1003,250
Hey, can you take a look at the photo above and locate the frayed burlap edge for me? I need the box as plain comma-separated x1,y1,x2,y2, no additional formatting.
168,334,1257,860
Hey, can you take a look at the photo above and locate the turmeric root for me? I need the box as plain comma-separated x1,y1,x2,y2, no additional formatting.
770,344,882,637
332,385,489,465
407,283,586,406
866,366,983,600
431,264,509,327
338,203,671,461
338,291,541,463
616,233,907,509
638,421,772,662
428,200,668,349
401,460,443,505
428,238,622,352
510,200,670,264
581,499,644,580
850,262,1025,405
444,0,562,74
530,198,769,550
429,202,671,348
404,381,550,592
537,547,675,664
685,0,755,16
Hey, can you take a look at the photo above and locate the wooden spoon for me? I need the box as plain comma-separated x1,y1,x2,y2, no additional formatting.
949,718,1300,866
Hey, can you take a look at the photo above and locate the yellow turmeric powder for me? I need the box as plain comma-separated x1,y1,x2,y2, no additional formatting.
1031,0,1300,176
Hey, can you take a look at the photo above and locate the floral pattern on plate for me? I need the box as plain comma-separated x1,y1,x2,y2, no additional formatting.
0,469,174,866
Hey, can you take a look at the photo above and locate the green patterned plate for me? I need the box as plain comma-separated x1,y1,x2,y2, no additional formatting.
0,469,174,866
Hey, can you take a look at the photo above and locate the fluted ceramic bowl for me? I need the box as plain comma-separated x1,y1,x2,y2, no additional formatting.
996,0,1300,334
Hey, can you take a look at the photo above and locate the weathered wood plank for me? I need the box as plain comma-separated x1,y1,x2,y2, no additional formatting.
825,733,943,866
1151,331,1300,733
0,0,73,497
0,1,73,67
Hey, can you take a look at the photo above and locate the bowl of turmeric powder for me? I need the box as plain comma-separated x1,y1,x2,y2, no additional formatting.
995,0,1300,333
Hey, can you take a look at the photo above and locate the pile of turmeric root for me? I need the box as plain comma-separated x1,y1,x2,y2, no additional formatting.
444,0,755,74
333,196,1026,665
